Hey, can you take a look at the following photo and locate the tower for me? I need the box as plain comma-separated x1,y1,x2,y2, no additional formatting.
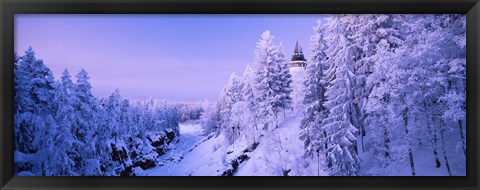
290,40,307,68
289,40,308,114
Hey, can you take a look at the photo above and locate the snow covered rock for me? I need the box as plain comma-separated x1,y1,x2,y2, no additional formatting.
147,130,178,156
110,143,129,162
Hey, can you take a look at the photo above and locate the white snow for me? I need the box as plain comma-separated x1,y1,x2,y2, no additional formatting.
236,114,328,176
144,113,329,176
144,122,228,176
143,110,465,176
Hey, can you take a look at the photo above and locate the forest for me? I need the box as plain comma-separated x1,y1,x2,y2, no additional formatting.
14,14,466,176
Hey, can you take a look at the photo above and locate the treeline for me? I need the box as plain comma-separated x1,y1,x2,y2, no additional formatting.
173,102,204,122
300,14,465,176
14,48,180,176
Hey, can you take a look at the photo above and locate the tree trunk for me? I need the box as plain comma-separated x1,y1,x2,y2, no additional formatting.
440,120,452,176
432,122,441,168
458,120,466,156
361,112,367,153
359,119,365,153
383,125,390,160
324,131,328,159
423,101,441,168
427,116,441,168
355,105,366,153
317,150,320,176
361,126,365,153
403,108,416,176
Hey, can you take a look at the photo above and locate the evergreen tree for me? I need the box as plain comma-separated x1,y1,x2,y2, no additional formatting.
275,44,293,118
73,69,99,175
251,31,291,130
101,90,132,175
127,102,158,175
199,100,220,135
218,73,243,145
322,18,361,175
241,65,259,143
13,47,56,175
51,69,77,175
299,20,329,157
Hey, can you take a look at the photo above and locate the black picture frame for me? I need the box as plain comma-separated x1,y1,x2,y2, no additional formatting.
1,0,479,189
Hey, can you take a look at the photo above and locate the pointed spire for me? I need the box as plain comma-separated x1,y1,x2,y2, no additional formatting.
290,39,307,67
294,40,299,53
294,39,302,53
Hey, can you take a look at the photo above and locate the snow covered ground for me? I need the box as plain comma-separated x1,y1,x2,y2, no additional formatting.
143,113,465,176
143,122,207,176
235,114,328,176
358,136,466,176
144,113,328,176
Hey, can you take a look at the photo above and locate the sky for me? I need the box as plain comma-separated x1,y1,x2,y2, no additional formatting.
15,14,325,102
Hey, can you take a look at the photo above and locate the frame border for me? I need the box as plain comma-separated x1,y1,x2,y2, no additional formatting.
1,0,479,190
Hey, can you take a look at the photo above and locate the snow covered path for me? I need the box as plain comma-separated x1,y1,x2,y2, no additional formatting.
144,122,206,176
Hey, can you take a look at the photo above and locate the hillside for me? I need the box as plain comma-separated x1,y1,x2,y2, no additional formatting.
144,112,465,176
145,113,328,176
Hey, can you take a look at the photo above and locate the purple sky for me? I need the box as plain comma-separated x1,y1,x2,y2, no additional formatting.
15,14,325,102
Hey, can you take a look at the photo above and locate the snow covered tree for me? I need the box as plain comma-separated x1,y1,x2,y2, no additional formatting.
175,102,204,122
218,73,243,145
323,48,361,176
363,38,406,171
199,100,220,135
299,20,329,157
241,65,260,143
442,58,466,157
349,15,405,152
275,45,293,118
251,31,292,130
126,102,159,175
100,89,133,175
396,15,466,171
361,14,466,175
72,69,100,175
153,100,180,136
13,51,37,156
13,47,57,175
321,17,361,175
120,99,133,138
50,69,77,175
230,101,256,144
389,68,417,176
433,15,466,160
13,48,183,176
360,15,407,169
